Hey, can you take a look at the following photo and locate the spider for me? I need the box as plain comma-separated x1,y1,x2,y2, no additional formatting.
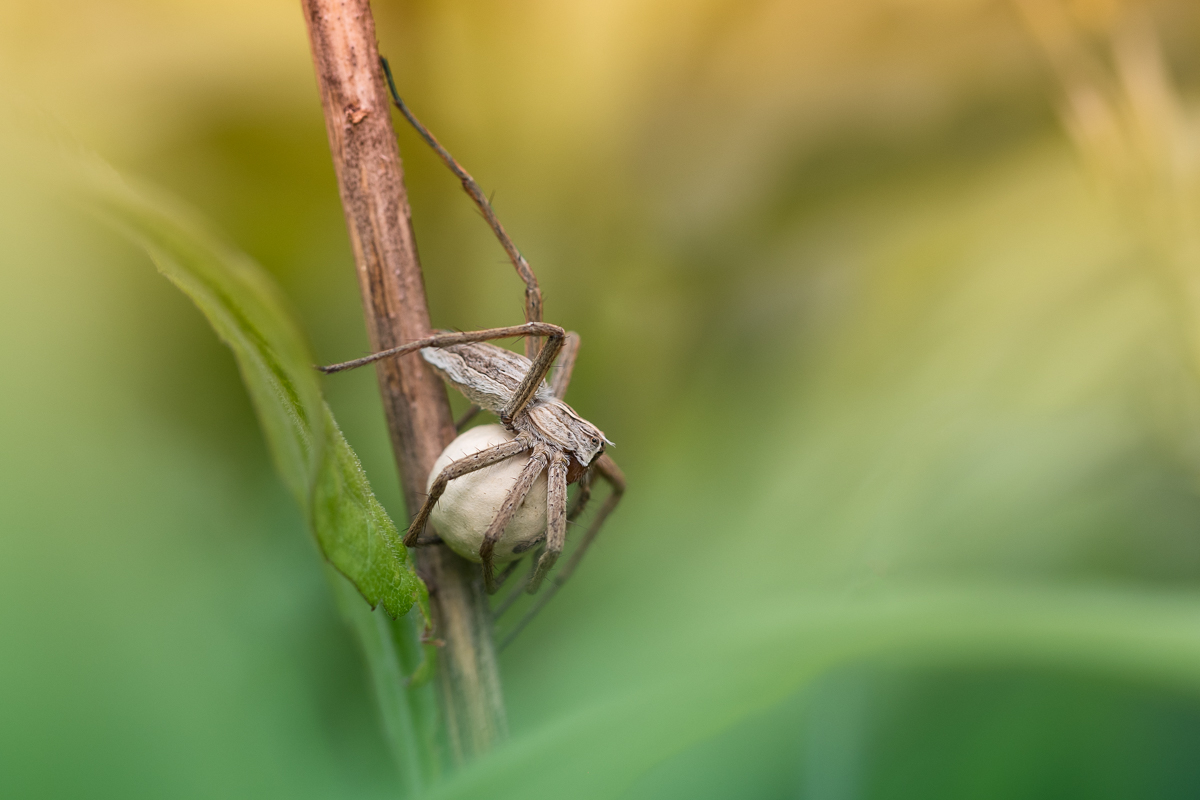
320,60,625,641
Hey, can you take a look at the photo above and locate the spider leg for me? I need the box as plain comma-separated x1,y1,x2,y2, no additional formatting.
491,559,523,591
550,331,580,399
318,323,562,374
380,57,544,359
500,329,563,423
492,465,591,618
319,323,564,425
492,555,538,618
527,451,569,593
403,435,533,547
500,453,625,649
480,445,549,594
493,461,593,611
490,427,600,619
567,463,594,522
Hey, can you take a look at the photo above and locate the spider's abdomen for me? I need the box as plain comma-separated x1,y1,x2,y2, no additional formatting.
421,340,553,413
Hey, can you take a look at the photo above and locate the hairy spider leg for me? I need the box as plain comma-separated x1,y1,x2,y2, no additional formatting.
481,444,550,593
381,56,544,359
491,559,524,592
567,464,595,522
550,331,580,400
492,422,595,618
318,322,564,424
499,453,625,649
492,554,540,618
491,460,595,613
527,451,570,593
403,434,533,547
486,331,584,609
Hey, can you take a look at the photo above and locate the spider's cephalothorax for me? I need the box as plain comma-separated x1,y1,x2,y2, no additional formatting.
319,64,625,644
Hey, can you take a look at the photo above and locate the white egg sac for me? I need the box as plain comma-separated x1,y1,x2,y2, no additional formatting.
427,424,548,564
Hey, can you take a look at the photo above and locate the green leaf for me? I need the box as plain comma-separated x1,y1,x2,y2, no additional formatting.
79,158,424,620
312,405,429,618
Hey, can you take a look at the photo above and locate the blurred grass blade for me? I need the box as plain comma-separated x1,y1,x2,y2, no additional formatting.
78,159,424,620
429,586,1200,800
330,567,443,791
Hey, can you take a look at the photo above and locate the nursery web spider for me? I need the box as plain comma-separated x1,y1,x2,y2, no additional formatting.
320,59,625,643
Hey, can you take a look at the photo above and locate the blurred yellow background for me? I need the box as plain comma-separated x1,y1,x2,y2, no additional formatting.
5,1,1200,797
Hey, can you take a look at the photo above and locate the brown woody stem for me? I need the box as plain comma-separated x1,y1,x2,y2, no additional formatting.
299,0,506,762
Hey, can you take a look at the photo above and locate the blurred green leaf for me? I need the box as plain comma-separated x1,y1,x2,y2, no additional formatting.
9,1,1200,795
437,586,1200,800
329,567,442,794
80,159,424,620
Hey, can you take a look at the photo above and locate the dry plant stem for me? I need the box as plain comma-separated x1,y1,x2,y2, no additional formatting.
299,0,505,761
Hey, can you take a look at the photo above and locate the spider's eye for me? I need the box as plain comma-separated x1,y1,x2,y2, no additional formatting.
590,437,600,446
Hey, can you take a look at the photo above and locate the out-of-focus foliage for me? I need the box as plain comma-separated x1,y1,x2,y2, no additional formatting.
77,160,440,786
84,160,425,621
5,0,1200,798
